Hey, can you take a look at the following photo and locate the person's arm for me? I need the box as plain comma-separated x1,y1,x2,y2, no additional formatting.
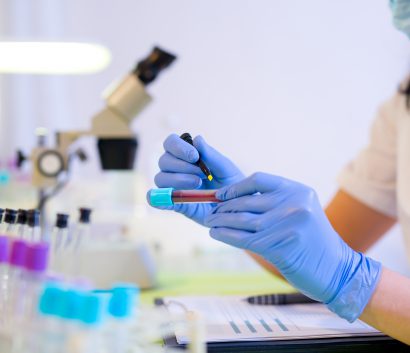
248,189,397,276
326,190,396,251
361,267,410,345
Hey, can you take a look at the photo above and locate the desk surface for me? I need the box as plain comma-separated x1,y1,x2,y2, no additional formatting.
140,270,295,304
141,270,410,353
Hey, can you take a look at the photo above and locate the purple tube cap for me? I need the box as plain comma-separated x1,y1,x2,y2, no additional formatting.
25,242,49,272
0,235,9,263
9,239,28,267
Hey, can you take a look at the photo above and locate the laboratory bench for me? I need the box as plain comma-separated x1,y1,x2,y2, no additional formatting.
141,269,410,353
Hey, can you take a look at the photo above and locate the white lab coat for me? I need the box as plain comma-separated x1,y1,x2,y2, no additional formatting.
338,80,410,260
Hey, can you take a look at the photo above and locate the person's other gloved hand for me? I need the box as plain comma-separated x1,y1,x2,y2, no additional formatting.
205,172,382,322
153,133,244,225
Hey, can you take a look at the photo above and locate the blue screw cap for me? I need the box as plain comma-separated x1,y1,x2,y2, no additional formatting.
148,188,174,207
108,289,133,319
108,284,139,319
80,293,103,326
38,283,64,317
59,290,84,320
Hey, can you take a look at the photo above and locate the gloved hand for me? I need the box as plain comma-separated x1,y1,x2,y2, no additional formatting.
205,172,382,322
153,133,244,225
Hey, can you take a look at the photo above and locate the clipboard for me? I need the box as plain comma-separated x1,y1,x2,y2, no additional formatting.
155,298,410,353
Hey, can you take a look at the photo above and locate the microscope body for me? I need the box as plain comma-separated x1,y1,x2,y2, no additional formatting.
93,74,151,137
31,73,152,187
28,45,177,187
23,47,176,289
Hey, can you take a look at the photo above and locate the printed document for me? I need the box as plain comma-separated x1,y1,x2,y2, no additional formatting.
162,295,382,343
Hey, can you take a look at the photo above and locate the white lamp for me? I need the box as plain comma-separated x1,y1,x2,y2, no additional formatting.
0,41,111,74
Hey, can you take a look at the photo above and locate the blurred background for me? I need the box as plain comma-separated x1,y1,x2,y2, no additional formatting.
0,0,409,275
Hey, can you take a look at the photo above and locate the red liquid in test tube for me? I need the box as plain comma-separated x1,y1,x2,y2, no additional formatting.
172,190,219,203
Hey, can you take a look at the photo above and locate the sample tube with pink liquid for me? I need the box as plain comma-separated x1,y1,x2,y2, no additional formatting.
148,188,220,206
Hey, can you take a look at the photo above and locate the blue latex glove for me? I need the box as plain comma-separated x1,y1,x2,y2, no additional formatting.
205,172,382,322
153,134,243,224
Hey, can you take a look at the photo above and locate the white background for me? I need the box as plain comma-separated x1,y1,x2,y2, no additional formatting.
0,0,410,273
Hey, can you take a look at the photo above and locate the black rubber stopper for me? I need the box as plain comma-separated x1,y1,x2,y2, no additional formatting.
4,209,17,224
79,208,92,224
55,213,69,229
27,210,40,227
16,209,28,225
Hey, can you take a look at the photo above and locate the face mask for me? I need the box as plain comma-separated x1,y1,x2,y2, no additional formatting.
390,0,410,38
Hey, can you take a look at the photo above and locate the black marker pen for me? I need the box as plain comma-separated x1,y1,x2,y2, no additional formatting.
245,293,318,305
180,133,213,182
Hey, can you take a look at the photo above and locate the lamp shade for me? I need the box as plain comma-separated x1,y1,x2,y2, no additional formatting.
0,41,111,74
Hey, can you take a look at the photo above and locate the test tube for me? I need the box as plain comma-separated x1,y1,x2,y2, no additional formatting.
148,188,220,207
20,242,50,320
71,208,92,251
16,209,28,238
5,239,28,329
105,285,138,353
0,236,8,285
78,293,104,353
26,210,41,242
30,283,68,353
52,214,69,252
33,285,83,353
66,208,92,277
0,236,9,324
3,209,17,237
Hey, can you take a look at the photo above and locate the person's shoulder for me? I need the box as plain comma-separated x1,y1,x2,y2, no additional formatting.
377,77,409,127
366,78,410,143
399,75,410,90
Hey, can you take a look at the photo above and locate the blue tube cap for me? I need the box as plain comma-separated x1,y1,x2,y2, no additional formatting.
59,290,84,320
80,294,103,326
38,283,64,316
108,288,135,319
149,188,174,207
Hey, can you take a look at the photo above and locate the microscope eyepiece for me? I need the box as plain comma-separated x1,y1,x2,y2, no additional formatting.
133,46,176,85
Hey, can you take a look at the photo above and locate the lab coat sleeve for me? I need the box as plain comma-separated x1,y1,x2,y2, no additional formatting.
337,92,401,218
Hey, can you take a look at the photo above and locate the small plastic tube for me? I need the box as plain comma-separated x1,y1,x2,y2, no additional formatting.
0,236,9,325
71,207,92,251
104,285,138,353
31,285,81,353
0,235,8,280
148,188,220,207
64,209,92,277
19,242,49,320
51,213,69,253
77,293,104,353
3,209,17,237
22,283,67,353
26,210,41,243
4,239,28,329
16,209,28,239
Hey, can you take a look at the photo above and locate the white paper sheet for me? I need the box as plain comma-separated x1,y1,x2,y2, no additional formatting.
163,295,382,343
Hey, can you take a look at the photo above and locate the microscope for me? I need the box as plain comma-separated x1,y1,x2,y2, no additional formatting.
20,46,176,210
19,47,177,289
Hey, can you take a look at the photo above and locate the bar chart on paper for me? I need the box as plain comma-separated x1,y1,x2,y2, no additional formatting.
163,296,382,343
